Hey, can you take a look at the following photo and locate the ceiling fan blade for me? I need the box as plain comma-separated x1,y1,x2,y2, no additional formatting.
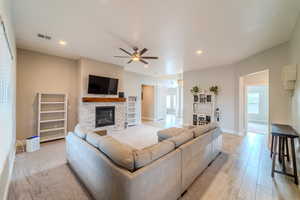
114,56,131,58
139,48,148,56
127,59,133,64
140,56,159,59
140,59,148,64
120,48,132,56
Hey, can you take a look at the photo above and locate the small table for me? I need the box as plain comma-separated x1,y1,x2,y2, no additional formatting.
271,123,299,185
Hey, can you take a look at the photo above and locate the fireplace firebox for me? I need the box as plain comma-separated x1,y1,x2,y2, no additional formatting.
95,106,115,127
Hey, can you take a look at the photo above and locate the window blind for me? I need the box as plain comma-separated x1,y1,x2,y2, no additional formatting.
0,18,13,104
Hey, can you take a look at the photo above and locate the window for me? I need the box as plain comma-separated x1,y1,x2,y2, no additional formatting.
0,20,13,104
173,95,176,109
248,93,259,114
166,95,171,109
166,95,177,110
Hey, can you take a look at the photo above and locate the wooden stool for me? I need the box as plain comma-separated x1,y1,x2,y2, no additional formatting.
271,124,299,185
271,136,290,163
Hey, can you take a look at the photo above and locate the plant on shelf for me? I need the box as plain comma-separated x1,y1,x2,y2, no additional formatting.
190,86,200,95
209,86,219,95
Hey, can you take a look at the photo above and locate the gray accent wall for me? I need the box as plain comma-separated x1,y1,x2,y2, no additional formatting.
16,49,79,140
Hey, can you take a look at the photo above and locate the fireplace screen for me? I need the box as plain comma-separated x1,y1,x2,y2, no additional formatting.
95,106,115,127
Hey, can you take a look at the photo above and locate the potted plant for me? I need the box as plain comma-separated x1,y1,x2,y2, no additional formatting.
209,86,219,95
190,86,200,102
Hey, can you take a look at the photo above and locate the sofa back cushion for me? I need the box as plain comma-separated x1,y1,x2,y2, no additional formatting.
74,124,88,139
86,132,103,147
133,140,175,169
192,122,218,137
98,136,135,171
157,127,186,141
166,130,194,147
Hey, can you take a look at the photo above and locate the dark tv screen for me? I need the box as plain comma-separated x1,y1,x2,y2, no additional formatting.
88,75,118,95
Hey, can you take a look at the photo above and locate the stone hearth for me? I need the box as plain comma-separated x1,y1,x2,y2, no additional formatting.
79,101,126,131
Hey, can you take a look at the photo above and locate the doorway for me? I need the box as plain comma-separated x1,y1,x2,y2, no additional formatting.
165,80,183,126
141,85,155,121
246,85,268,134
239,70,269,135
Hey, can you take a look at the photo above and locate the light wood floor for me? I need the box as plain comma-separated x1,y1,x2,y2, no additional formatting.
8,133,300,200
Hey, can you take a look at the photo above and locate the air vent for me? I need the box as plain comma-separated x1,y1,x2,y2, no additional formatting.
37,33,51,40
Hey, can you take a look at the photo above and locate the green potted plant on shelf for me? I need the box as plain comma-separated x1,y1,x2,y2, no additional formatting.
209,85,219,95
190,86,200,102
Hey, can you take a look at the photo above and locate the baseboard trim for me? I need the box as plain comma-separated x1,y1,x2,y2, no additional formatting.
222,129,238,135
248,120,268,124
1,146,15,200
142,117,155,121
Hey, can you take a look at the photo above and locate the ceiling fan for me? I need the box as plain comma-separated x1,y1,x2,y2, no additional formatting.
114,47,158,64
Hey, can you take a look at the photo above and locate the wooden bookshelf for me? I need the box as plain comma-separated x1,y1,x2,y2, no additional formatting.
38,93,68,142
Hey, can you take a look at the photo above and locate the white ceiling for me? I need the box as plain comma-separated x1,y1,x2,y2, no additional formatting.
12,0,300,76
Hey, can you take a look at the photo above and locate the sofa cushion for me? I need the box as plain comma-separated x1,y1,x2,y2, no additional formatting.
133,149,152,169
74,124,87,139
157,127,185,141
192,122,218,137
166,130,194,147
86,132,103,147
98,136,135,171
185,125,196,129
133,140,175,169
149,140,175,160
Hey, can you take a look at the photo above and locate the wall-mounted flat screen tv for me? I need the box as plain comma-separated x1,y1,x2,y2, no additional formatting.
88,75,118,95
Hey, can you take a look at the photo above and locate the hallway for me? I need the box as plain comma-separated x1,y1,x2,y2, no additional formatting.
248,122,268,134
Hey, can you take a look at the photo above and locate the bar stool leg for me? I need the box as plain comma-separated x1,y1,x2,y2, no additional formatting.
272,136,278,178
278,137,282,164
290,139,298,185
285,137,290,162
282,137,286,172
270,135,274,158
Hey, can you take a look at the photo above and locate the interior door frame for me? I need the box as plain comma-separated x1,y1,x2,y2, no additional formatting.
239,70,270,137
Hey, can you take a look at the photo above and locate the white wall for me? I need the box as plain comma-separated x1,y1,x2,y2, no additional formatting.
183,42,290,134
0,0,16,199
183,65,236,133
123,71,168,123
290,15,300,133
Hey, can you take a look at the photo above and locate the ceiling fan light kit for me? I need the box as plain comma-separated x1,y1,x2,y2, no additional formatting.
114,47,158,65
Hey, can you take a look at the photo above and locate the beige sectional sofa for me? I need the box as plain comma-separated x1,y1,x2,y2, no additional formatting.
66,123,222,200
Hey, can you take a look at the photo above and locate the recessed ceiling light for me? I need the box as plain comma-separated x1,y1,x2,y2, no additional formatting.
196,50,203,55
144,65,149,68
59,40,67,46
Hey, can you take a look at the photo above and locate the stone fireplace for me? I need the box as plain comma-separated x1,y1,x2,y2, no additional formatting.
95,106,115,127
79,98,126,131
